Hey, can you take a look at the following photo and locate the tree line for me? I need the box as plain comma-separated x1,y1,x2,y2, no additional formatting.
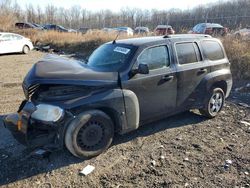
0,0,249,32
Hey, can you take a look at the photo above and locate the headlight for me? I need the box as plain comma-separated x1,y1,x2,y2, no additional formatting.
31,104,64,122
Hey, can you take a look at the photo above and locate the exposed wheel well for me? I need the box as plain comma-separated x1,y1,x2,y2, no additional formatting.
97,107,122,133
211,80,227,94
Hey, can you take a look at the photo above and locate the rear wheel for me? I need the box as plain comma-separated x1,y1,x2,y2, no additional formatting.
22,45,30,54
65,110,114,159
199,88,225,118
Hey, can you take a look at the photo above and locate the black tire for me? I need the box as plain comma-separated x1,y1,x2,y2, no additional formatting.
199,88,225,118
22,45,30,54
65,110,114,159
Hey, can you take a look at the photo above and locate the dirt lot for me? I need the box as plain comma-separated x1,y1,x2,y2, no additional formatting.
0,52,249,188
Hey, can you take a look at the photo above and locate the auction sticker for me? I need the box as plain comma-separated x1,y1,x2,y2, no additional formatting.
114,47,130,54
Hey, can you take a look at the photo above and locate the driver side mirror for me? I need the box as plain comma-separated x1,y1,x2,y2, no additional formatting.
137,64,149,74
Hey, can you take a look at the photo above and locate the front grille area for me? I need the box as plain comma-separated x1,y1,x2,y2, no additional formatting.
22,83,40,99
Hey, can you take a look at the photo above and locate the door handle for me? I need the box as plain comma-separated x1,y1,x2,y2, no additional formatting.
162,75,174,81
197,68,207,74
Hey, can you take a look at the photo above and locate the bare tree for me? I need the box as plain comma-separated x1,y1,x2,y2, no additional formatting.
45,4,57,24
0,0,249,32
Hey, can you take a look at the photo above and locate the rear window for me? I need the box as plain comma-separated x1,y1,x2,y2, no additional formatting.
176,42,201,65
202,41,224,61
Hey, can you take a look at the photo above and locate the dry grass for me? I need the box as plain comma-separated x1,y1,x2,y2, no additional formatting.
222,37,250,79
13,29,135,54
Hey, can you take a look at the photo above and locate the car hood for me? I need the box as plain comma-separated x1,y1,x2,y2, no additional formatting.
23,54,119,88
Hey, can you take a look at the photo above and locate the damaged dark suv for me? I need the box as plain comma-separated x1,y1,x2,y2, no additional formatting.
4,34,232,158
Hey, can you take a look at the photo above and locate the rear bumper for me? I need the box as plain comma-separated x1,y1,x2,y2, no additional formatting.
226,79,233,98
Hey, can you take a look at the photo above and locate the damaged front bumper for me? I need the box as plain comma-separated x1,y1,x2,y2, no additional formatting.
3,101,70,150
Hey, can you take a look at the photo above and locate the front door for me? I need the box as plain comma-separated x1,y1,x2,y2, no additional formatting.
122,45,177,123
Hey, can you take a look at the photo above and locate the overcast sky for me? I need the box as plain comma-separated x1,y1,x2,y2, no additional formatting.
15,0,223,12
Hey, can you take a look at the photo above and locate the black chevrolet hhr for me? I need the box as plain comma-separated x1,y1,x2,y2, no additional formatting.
4,34,232,158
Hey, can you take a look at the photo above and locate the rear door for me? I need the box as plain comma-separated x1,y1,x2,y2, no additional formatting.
122,45,177,123
174,41,210,109
12,34,24,52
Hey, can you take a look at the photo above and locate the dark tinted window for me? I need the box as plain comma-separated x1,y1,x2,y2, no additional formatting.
202,41,224,60
176,43,200,65
137,46,170,70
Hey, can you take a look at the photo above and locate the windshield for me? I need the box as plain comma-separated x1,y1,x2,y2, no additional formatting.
87,44,135,71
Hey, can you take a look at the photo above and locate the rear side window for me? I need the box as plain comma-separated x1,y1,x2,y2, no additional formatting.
202,41,225,60
176,42,201,65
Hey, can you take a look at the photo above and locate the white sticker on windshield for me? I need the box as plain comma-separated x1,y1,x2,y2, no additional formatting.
114,47,130,54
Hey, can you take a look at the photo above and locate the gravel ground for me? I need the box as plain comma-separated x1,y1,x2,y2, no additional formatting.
0,51,249,188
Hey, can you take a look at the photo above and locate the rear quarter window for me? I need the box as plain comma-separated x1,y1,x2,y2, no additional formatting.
202,40,225,61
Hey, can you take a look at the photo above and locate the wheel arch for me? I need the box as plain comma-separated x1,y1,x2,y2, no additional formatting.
210,80,227,95
203,69,232,98
96,107,123,133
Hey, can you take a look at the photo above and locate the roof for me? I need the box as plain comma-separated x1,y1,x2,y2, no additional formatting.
0,32,24,38
135,27,149,29
155,25,172,29
198,23,224,28
0,32,13,35
116,36,166,46
114,34,212,46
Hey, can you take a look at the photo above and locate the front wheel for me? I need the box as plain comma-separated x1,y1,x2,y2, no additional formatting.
65,110,114,159
199,88,225,118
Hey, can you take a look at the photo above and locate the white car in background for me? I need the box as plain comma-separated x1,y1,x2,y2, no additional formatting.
114,27,134,36
0,32,33,55
234,27,250,40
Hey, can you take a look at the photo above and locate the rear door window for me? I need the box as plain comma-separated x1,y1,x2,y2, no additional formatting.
202,41,225,60
176,42,201,65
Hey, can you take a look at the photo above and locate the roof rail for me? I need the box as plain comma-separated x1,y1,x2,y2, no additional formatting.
163,34,212,38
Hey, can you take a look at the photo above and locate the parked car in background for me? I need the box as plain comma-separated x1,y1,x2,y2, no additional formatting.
15,22,42,30
134,27,150,35
68,29,77,33
0,32,33,54
43,24,69,32
102,28,116,33
234,27,250,39
78,27,91,34
114,27,134,36
31,23,44,30
154,25,175,35
189,23,228,36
